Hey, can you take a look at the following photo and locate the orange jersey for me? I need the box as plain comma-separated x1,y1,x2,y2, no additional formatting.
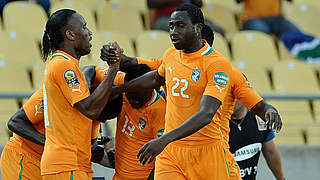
157,41,232,144
114,91,166,179
220,67,263,147
42,50,93,175
93,66,125,87
9,88,45,161
241,0,280,22
137,57,163,70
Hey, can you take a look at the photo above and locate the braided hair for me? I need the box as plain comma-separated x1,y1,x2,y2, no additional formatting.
42,9,76,62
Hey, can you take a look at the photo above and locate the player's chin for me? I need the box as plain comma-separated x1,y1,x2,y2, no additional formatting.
173,43,183,50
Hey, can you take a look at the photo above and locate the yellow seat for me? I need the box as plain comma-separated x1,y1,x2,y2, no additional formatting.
312,100,320,122
97,3,144,40
231,31,279,67
0,32,41,69
233,62,274,94
307,126,320,145
135,30,171,59
266,100,314,126
0,64,33,94
3,1,47,39
79,55,105,69
0,99,19,144
284,3,320,37
213,33,231,60
109,0,147,13
274,125,305,145
278,41,297,60
202,3,238,35
50,1,97,32
32,62,46,90
64,0,107,11
205,0,242,13
272,61,319,94
89,31,135,67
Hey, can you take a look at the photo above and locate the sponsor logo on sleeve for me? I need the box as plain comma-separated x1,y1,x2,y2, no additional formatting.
191,69,201,82
138,118,146,130
157,128,164,137
256,115,267,131
214,71,229,86
64,69,80,88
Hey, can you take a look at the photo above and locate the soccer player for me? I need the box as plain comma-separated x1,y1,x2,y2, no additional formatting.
40,9,122,179
229,100,284,180
109,4,232,179
84,64,166,180
0,88,115,179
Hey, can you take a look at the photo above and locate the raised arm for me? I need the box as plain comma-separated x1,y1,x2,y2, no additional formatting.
262,140,285,180
8,108,45,145
137,95,221,165
74,43,122,121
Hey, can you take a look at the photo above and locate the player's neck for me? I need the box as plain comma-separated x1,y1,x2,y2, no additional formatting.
231,110,247,121
57,45,80,60
183,39,204,53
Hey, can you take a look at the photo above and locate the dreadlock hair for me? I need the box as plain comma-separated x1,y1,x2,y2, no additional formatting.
42,9,76,62
173,3,204,25
124,64,152,82
201,24,214,46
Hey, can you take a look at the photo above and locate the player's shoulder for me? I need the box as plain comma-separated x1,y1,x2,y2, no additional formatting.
163,47,178,61
147,94,166,111
47,54,74,70
203,50,232,70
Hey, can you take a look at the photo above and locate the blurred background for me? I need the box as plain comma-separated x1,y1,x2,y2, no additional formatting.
0,0,319,179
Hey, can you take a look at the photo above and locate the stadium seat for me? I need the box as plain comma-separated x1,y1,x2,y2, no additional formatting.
233,62,274,94
65,0,107,11
202,3,238,35
3,1,48,40
0,99,19,145
50,1,97,32
135,30,171,59
274,125,305,145
266,100,314,126
79,55,105,69
89,31,135,65
97,3,145,40
312,100,320,122
272,61,319,94
231,31,279,68
278,41,296,60
109,0,147,13
213,33,231,60
0,64,33,94
204,0,242,13
284,3,320,37
0,32,41,69
306,126,320,145
32,62,46,90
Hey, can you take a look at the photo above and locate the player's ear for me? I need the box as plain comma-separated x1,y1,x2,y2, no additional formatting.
65,29,76,41
195,23,203,36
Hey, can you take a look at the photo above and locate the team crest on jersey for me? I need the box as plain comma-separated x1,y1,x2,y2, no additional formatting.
64,69,80,88
138,118,146,130
214,71,229,86
38,100,44,110
256,115,267,131
157,128,164,137
191,69,201,82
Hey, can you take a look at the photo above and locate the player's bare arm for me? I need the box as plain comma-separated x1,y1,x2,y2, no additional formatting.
120,54,138,72
82,65,96,91
251,100,282,132
262,140,285,180
8,108,45,145
137,95,222,165
74,42,122,121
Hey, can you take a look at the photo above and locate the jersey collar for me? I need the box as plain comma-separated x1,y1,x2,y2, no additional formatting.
50,50,79,65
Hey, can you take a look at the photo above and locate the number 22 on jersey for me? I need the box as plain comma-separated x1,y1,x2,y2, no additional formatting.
171,77,189,98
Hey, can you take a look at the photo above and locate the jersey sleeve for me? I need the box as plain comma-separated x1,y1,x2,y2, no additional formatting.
51,58,90,106
203,58,232,102
264,130,275,143
232,68,263,110
93,66,126,86
23,88,44,124
137,57,163,70
91,120,101,139
150,98,166,139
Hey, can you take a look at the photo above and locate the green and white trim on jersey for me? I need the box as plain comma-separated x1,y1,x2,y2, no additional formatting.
43,84,49,127
148,90,161,106
49,53,70,60
201,46,214,56
18,156,24,180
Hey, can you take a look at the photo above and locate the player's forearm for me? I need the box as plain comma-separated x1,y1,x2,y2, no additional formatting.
251,100,276,120
8,109,45,145
119,54,138,72
263,142,285,180
75,64,119,121
114,70,162,94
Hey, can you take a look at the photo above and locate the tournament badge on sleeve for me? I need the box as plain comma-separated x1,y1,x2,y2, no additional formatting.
256,115,267,131
192,69,201,82
64,69,80,88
